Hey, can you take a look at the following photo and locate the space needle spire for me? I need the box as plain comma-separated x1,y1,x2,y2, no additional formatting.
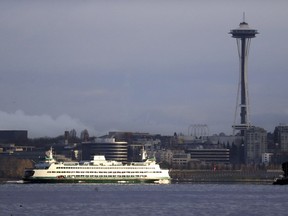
229,16,259,136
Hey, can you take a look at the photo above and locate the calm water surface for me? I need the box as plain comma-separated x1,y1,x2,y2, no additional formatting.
0,183,288,216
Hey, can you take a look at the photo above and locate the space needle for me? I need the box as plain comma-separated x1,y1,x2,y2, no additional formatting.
229,16,259,136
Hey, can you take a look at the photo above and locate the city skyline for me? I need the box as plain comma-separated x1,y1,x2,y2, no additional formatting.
0,1,288,137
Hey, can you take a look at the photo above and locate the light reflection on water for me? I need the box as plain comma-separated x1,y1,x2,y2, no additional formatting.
0,183,288,216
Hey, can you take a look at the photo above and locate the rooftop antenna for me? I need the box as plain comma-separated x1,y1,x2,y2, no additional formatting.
243,12,246,23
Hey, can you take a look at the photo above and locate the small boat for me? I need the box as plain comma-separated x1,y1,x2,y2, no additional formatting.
273,175,288,185
273,161,288,185
6,180,25,184
23,147,170,184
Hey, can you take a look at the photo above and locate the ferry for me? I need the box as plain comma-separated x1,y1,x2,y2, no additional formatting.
23,148,170,184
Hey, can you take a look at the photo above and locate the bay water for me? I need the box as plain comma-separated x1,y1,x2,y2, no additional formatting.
1,183,287,216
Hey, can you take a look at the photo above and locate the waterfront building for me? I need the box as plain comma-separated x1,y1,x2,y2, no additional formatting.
187,149,230,164
172,151,191,168
81,138,128,162
155,149,173,165
0,130,28,144
104,131,162,162
245,127,267,164
262,153,273,165
274,125,288,152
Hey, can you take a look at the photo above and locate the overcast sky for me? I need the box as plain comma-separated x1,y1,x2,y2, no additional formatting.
0,0,287,138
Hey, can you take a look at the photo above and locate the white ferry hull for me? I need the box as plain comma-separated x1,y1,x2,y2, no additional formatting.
23,176,169,184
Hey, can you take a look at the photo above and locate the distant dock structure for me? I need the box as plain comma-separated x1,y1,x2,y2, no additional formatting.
229,15,259,136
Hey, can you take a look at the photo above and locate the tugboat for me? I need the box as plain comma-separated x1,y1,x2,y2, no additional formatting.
273,161,288,185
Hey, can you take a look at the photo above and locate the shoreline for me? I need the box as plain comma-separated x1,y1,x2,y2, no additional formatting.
1,170,281,184
169,169,281,184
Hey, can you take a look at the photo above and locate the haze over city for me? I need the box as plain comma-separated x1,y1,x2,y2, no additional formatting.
0,0,287,138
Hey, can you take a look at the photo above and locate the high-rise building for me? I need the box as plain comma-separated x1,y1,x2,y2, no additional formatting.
274,125,288,152
245,127,267,163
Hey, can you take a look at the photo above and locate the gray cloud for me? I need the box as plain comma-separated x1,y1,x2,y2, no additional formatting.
0,0,288,137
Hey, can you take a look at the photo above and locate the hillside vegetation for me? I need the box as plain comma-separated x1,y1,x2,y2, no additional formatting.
0,157,33,180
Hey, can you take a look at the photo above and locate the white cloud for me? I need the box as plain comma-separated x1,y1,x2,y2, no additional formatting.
0,110,94,138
